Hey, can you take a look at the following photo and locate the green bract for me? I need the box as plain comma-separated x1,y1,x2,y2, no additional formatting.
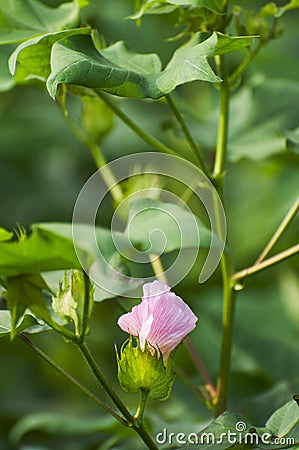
52,270,94,338
117,338,175,401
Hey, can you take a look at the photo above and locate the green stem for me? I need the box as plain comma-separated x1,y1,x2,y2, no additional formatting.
134,388,149,422
77,341,133,423
255,195,299,264
215,255,236,416
233,244,299,283
212,54,237,416
97,91,178,157
213,56,230,182
165,95,210,175
77,341,159,450
19,334,126,425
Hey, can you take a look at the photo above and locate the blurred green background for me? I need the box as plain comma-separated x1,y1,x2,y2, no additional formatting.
0,1,298,449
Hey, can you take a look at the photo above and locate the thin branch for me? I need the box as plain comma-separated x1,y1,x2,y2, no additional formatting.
233,244,299,282
184,336,217,400
97,91,179,157
165,95,210,175
255,196,299,264
19,334,127,425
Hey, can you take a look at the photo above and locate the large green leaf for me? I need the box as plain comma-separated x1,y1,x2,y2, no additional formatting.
47,34,163,99
37,223,142,301
9,412,125,444
125,198,218,254
9,27,90,81
47,32,224,99
0,0,86,45
47,31,256,99
0,225,91,277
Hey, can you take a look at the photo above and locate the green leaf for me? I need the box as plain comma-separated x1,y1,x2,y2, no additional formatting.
47,32,222,100
129,1,178,19
37,223,142,301
0,227,13,242
125,198,218,254
266,401,299,439
6,273,54,337
154,32,221,93
0,0,84,45
228,80,299,161
0,225,91,277
9,27,90,81
47,34,163,99
101,40,162,74
212,32,256,56
0,310,40,337
167,0,223,14
9,412,120,444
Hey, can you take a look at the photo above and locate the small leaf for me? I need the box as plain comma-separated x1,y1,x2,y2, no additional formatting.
212,32,256,56
266,400,299,438
129,1,178,19
0,310,40,337
6,273,54,338
0,0,85,45
167,0,223,14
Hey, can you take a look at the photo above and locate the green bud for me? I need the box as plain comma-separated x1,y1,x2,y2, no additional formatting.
52,270,94,337
117,338,175,401
260,3,278,17
81,95,114,144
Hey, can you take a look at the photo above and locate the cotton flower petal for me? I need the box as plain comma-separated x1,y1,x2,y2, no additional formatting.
117,280,198,360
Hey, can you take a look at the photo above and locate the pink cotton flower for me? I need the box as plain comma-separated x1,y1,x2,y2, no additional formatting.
117,280,198,360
